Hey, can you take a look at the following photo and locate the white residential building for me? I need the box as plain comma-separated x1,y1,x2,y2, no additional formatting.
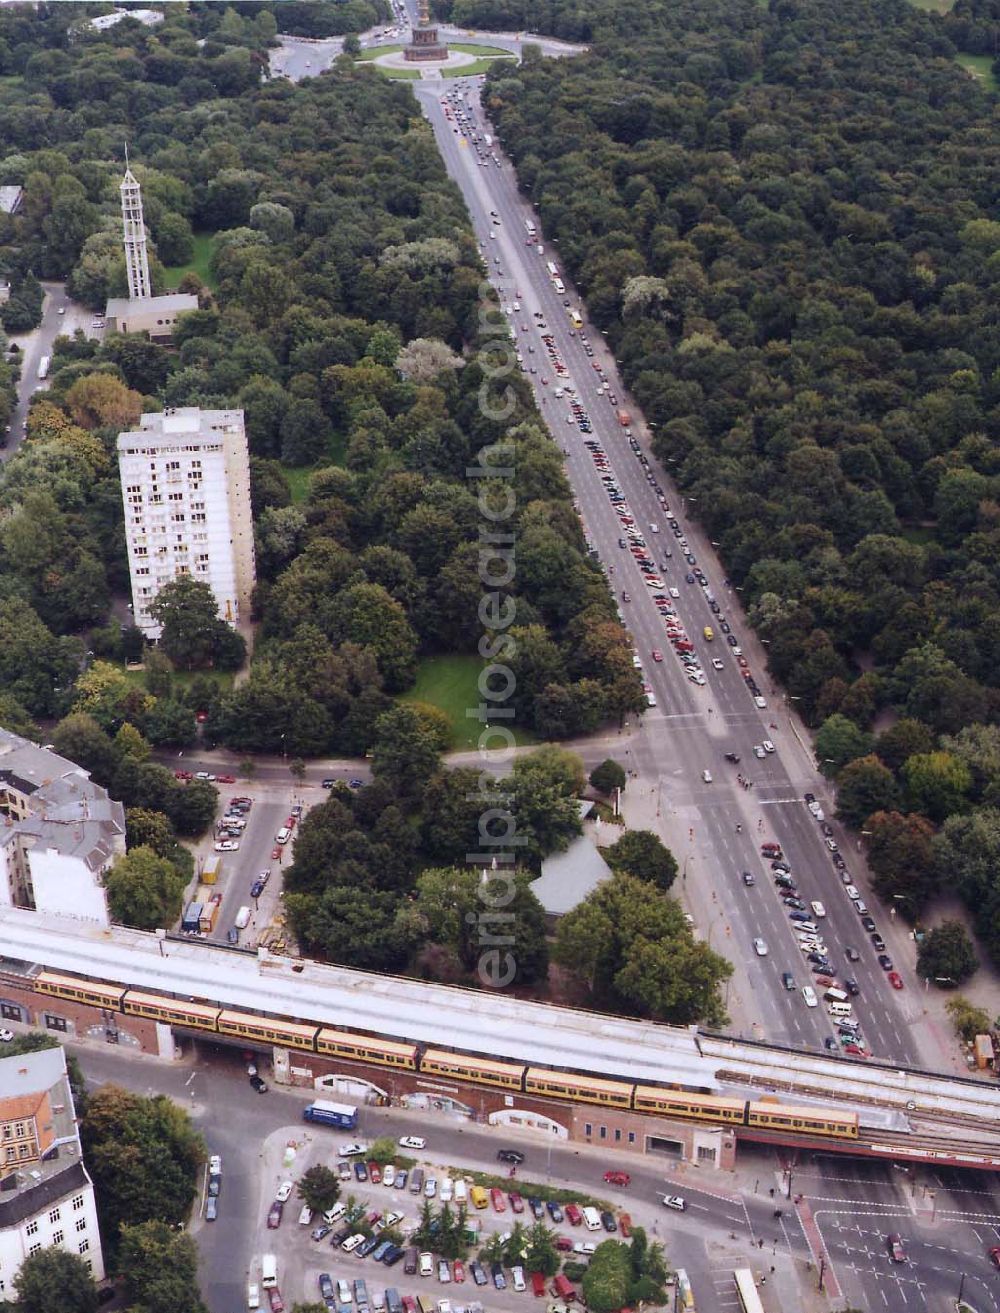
0,1046,105,1301
0,731,125,930
117,407,256,640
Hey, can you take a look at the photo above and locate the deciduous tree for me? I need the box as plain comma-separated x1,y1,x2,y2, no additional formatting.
917,921,978,987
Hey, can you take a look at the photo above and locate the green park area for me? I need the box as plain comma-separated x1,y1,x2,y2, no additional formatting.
163,232,217,291
401,654,536,750
955,53,998,91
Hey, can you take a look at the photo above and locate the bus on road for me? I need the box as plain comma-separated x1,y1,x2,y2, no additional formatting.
37,355,50,379
569,309,583,329
524,217,537,238
734,1269,765,1313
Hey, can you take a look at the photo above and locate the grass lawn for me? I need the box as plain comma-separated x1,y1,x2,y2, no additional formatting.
443,56,514,76
282,465,315,504
907,0,955,9
445,42,512,55
955,53,998,91
900,524,937,546
163,232,218,291
118,663,234,695
400,654,536,750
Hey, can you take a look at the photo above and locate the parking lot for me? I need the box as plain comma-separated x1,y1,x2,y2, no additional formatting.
239,1134,655,1313
176,776,318,951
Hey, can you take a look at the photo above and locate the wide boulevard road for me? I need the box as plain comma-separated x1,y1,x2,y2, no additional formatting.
413,80,924,1068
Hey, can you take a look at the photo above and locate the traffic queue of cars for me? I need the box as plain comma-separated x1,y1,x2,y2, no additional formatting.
585,434,755,705
753,805,906,1057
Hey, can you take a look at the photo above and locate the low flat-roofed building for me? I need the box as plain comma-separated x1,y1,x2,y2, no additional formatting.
103,292,198,343
0,1046,105,1300
88,8,162,30
0,188,22,217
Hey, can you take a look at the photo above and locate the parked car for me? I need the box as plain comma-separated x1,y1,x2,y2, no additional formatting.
887,1234,907,1263
267,1202,283,1229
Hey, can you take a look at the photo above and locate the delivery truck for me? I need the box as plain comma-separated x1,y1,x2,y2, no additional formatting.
181,901,203,933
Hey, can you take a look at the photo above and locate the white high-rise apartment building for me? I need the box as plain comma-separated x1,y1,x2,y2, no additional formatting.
117,408,256,640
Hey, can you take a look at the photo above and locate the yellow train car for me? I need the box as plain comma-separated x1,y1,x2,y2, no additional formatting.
420,1049,525,1091
123,990,221,1032
633,1087,747,1125
525,1067,633,1109
34,971,126,1011
317,1028,418,1069
746,1101,858,1139
217,1009,318,1051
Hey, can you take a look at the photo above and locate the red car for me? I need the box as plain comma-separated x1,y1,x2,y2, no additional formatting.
217,774,236,784
555,1236,573,1252
285,815,296,828
367,1164,381,1185
619,1213,632,1238
509,1192,525,1213
844,1043,868,1058
888,971,904,990
453,1261,465,1283
603,1170,630,1187
268,1290,285,1313
564,1204,583,1226
174,769,193,780
989,1247,1000,1268
490,1187,507,1212
271,846,282,860
651,649,663,662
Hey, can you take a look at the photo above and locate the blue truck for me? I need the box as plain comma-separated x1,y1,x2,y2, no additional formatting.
302,1100,359,1129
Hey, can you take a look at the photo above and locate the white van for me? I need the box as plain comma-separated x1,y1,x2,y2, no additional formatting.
299,1204,313,1226
276,826,291,845
828,1001,853,1017
248,1283,261,1309
324,1201,346,1224
235,906,251,930
802,985,818,1008
453,1178,468,1205
582,1206,603,1231
810,901,827,918
553,278,566,294
439,1176,453,1202
512,1267,526,1292
261,1255,278,1290
824,987,848,1003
